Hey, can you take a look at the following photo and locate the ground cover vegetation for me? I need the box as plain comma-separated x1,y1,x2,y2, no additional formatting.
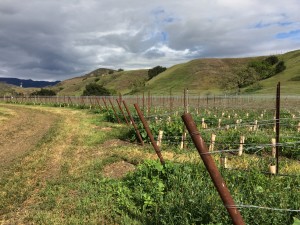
0,101,299,224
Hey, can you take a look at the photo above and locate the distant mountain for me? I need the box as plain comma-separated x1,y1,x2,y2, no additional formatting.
0,78,60,88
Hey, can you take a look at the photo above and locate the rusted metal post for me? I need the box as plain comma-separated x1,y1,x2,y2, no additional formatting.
108,98,121,123
119,93,122,103
184,88,189,113
147,91,151,116
182,113,245,225
134,104,165,165
184,88,187,113
116,99,129,125
68,97,73,105
102,97,109,110
275,82,280,174
80,96,85,106
95,97,102,109
89,96,93,108
123,100,144,146
169,88,173,113
142,92,145,112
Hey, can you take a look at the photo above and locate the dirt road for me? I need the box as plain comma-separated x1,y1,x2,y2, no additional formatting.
0,104,58,172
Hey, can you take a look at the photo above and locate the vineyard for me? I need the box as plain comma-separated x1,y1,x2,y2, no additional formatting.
1,87,300,224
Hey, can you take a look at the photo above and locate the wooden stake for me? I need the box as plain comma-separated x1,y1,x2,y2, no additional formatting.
157,130,164,147
209,134,216,151
218,118,221,128
180,132,186,149
271,138,276,158
220,156,228,168
253,120,258,131
238,136,245,156
269,165,276,175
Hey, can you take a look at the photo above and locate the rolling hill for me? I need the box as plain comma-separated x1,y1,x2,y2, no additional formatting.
53,68,148,96
253,50,300,95
0,78,60,88
6,49,299,96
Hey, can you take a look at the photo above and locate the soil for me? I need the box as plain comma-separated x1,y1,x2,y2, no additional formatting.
102,160,136,179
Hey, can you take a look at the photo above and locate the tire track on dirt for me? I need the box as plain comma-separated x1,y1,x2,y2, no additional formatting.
0,105,58,171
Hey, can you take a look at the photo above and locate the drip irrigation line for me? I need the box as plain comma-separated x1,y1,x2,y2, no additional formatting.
226,205,300,212
225,168,300,177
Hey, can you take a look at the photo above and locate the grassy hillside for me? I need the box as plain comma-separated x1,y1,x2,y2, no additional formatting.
0,82,15,95
54,68,148,96
254,50,300,95
26,49,300,96
143,57,259,95
142,50,300,95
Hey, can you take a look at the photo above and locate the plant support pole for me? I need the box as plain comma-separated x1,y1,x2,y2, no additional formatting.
108,98,121,124
102,97,109,110
182,113,245,225
123,101,144,146
275,82,280,174
116,99,130,125
134,104,165,165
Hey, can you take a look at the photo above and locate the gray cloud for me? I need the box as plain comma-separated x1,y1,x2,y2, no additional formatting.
0,0,299,81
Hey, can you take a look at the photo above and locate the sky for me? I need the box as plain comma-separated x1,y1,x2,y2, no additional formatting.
0,0,300,81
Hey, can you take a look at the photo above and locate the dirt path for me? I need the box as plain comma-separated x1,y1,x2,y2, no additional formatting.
0,104,58,172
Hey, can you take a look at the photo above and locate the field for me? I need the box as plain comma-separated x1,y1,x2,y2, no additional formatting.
0,94,300,224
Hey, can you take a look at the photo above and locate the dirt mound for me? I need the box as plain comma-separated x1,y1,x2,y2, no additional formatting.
102,160,136,179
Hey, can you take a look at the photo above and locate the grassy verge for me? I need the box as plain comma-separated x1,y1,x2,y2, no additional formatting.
1,105,299,224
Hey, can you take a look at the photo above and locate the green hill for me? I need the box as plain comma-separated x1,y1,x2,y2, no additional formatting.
142,50,300,95
143,57,258,95
54,68,148,96
253,50,300,95
51,49,300,96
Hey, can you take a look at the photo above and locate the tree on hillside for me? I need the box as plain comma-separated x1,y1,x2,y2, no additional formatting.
264,55,279,65
220,67,258,93
275,61,286,74
148,66,167,80
82,83,111,96
30,88,56,96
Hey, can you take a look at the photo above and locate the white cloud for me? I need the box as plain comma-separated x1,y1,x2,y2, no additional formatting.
0,0,299,80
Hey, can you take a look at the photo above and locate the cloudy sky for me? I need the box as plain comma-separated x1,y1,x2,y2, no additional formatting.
0,0,300,81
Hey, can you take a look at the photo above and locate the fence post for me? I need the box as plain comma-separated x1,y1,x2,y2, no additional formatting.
108,98,121,123
182,113,245,225
122,100,144,146
275,82,280,174
102,97,109,110
116,99,129,125
134,104,165,165
95,97,102,109
147,91,151,116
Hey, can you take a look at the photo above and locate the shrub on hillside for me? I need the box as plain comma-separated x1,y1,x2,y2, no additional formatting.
264,55,279,65
82,83,111,96
30,88,56,96
148,66,167,80
275,61,286,74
